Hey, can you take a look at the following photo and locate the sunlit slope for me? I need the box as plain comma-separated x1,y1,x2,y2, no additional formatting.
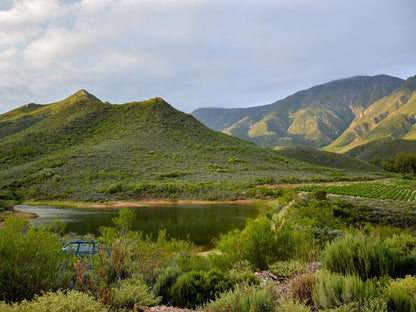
192,75,404,148
324,76,416,153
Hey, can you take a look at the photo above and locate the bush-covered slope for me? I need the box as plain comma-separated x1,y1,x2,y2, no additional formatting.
324,75,416,153
192,75,404,148
0,90,382,201
275,146,383,172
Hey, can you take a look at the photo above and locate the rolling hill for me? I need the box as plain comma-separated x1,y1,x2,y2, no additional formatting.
191,75,404,148
0,90,382,202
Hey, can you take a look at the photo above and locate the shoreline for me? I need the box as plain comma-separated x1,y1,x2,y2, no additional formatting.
0,209,38,228
21,198,262,209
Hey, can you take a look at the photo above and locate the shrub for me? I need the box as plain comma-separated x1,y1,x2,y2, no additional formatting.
290,272,315,304
275,297,312,312
111,278,161,311
321,232,407,280
312,271,379,309
384,233,416,254
384,275,416,312
170,271,206,308
170,269,235,308
0,215,63,302
152,266,182,303
228,260,254,280
240,216,277,270
215,216,313,270
202,283,276,312
269,260,305,278
326,298,387,312
0,290,107,312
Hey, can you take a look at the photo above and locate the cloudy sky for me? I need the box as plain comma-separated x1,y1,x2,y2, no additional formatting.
0,0,415,114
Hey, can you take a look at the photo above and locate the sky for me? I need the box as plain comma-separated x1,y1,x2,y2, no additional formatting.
0,0,415,114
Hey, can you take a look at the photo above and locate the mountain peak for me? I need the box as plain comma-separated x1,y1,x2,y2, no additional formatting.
67,89,102,102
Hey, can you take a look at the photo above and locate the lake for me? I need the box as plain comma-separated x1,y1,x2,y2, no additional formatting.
15,204,259,247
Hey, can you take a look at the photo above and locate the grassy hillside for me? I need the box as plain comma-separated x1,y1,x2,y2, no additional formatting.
345,138,416,161
192,75,404,148
324,75,416,153
0,90,384,202
275,146,383,172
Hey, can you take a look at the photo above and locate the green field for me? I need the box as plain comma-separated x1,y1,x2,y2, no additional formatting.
298,178,416,202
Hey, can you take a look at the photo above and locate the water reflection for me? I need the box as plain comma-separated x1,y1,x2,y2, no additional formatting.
15,204,259,247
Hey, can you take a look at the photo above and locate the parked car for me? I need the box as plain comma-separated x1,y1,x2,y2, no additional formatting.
62,240,98,255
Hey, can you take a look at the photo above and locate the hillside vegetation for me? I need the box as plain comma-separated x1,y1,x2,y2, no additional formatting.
0,90,383,202
325,75,416,153
192,75,404,148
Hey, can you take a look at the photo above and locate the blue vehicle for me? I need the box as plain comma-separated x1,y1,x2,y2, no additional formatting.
62,240,98,255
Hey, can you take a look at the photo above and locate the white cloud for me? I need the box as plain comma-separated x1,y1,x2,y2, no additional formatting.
0,0,415,113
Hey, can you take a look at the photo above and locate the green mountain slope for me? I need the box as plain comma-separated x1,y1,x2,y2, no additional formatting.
0,90,384,201
345,138,416,161
276,147,382,172
324,75,416,153
192,75,404,148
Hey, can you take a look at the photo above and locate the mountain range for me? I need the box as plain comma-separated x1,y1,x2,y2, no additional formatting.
192,74,416,155
0,90,381,201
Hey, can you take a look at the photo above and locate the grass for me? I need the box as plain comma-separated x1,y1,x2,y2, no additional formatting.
0,91,386,202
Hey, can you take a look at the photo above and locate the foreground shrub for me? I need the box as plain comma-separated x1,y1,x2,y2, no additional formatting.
202,283,276,312
171,269,235,308
0,215,63,302
152,266,182,303
111,278,161,311
312,271,379,309
0,290,107,312
384,233,416,254
321,232,407,280
270,260,305,278
325,298,387,312
384,275,416,312
216,216,312,270
275,297,312,312
290,272,315,304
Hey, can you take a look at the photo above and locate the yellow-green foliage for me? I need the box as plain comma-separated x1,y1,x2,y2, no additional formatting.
0,290,107,312
0,215,63,302
202,283,276,312
312,271,378,309
111,278,161,310
384,275,416,312
321,232,409,280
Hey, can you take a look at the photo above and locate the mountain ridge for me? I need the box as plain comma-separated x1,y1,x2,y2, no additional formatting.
191,75,406,149
0,90,382,201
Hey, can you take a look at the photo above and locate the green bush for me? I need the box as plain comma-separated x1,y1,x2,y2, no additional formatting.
326,298,387,312
384,233,416,254
275,298,312,312
170,269,235,308
240,216,278,270
321,232,407,280
215,216,312,270
269,260,305,278
0,290,107,312
202,283,276,312
312,271,379,309
384,275,416,312
0,215,63,302
111,278,161,311
170,271,206,308
152,266,182,303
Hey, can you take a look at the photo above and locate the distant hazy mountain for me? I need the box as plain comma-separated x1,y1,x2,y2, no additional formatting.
324,75,416,153
191,75,405,148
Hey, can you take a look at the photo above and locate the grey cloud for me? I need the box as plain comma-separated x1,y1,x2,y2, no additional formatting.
0,0,415,114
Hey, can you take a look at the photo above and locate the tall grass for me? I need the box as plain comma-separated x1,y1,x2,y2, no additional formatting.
321,232,408,280
312,271,379,309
